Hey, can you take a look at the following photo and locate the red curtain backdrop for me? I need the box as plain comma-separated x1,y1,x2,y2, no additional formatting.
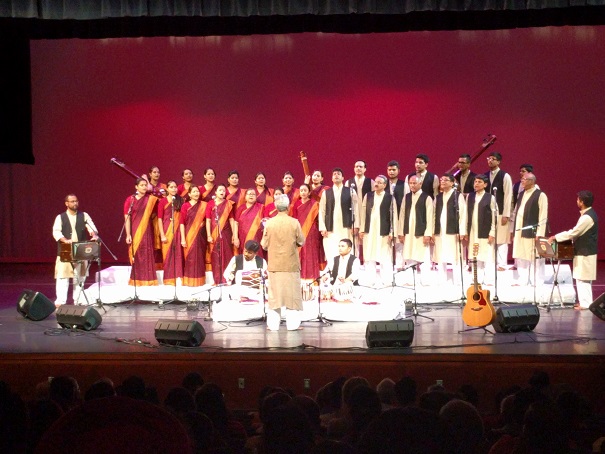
1,26,603,261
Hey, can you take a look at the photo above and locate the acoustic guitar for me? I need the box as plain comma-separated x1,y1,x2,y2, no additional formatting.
462,243,496,327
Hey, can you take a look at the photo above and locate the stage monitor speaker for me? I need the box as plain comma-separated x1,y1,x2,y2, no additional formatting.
155,319,206,347
16,289,55,321
366,320,414,348
56,305,102,331
589,293,605,321
492,304,540,333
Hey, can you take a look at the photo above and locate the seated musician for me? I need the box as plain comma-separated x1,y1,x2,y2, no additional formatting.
223,240,268,302
323,239,360,301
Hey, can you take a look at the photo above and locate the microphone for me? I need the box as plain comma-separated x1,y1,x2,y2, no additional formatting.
453,181,459,191
492,187,498,193
212,195,216,200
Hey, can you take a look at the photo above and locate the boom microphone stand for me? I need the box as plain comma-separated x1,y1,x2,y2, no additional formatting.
453,185,466,306
403,263,435,324
491,187,500,303
304,270,333,326
85,220,117,312
246,268,268,324
117,193,148,305
164,197,187,305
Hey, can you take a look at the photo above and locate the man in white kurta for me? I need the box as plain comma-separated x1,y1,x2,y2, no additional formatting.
360,176,394,287
319,168,354,261
52,194,98,306
398,175,433,285
223,240,268,302
549,191,598,309
463,176,496,285
432,175,467,286
511,173,548,286
486,152,513,269
345,160,374,260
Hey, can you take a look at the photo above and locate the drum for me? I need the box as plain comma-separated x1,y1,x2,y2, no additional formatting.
332,282,354,301
301,282,315,301
241,270,262,289
555,240,574,260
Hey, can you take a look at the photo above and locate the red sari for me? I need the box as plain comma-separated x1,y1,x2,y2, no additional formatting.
124,194,158,286
180,200,208,287
255,187,274,206
157,198,183,285
226,187,246,209
149,183,167,270
206,200,235,285
310,184,329,202
235,202,264,257
200,184,217,202
177,183,193,199
284,187,301,216
294,199,326,279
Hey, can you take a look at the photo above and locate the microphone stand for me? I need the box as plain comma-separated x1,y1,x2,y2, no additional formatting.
85,220,117,313
491,187,500,302
305,271,333,325
213,202,224,285
117,194,146,305
245,267,268,324
349,183,357,258
452,187,466,306
165,197,187,305
402,263,434,324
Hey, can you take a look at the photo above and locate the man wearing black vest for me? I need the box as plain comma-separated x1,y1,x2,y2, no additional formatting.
462,175,496,285
549,191,598,310
511,173,548,286
512,164,534,208
485,151,513,270
360,175,394,287
403,154,439,198
52,194,98,306
433,174,467,286
387,160,406,269
223,240,267,285
455,154,477,196
398,175,434,285
346,160,374,262
319,168,354,261
323,239,361,300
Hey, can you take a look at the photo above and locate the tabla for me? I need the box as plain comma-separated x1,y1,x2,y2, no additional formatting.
241,270,262,289
301,283,315,301
332,281,354,301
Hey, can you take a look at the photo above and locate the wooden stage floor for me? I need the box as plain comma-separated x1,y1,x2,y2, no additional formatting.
1,263,605,411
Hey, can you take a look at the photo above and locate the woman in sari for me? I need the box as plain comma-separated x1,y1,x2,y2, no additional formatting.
179,185,208,287
254,172,274,206
206,184,237,285
124,178,158,286
235,188,265,257
262,187,283,220
282,171,301,216
226,170,246,210
157,180,184,286
293,184,326,279
309,170,329,202
177,168,195,198
200,167,217,202
147,165,167,270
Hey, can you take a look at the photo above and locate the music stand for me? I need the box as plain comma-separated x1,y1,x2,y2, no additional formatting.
535,237,571,312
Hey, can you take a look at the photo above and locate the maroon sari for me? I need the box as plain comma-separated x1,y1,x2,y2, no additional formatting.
235,202,264,257
124,194,158,286
180,201,208,287
157,197,183,285
206,200,235,285
294,199,326,279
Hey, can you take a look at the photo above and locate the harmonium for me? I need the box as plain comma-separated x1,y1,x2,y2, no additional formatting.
60,241,100,262
535,237,574,261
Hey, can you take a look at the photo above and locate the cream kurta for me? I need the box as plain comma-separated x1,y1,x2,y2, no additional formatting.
489,168,513,244
360,191,392,264
261,212,305,310
433,190,467,264
319,184,353,260
52,211,97,279
468,191,496,263
399,190,434,262
554,208,597,281
512,186,548,261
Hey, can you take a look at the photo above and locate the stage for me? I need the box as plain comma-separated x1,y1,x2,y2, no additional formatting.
1,263,604,412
